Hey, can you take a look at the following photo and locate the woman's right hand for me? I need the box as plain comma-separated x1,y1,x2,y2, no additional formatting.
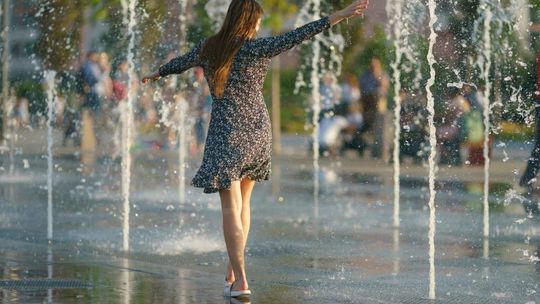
142,72,161,84
329,0,370,26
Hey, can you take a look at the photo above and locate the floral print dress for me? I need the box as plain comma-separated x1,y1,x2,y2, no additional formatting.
159,17,331,193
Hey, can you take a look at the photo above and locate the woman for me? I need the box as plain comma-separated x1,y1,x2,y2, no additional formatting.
142,0,369,297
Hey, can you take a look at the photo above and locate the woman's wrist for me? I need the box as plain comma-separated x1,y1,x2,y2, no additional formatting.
330,1,369,26
329,11,346,26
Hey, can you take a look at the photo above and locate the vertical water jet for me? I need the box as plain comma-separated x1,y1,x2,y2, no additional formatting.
121,0,138,252
1,0,10,171
387,0,405,228
426,0,438,299
44,70,57,242
481,5,493,239
177,98,187,205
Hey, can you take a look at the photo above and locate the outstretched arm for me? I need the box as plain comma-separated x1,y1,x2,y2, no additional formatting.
245,0,369,58
142,41,204,84
328,0,369,26
245,17,331,58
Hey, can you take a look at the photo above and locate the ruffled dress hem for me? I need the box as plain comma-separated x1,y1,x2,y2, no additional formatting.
191,161,271,194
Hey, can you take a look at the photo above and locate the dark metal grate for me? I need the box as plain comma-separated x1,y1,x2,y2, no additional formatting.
0,279,93,290
398,295,495,304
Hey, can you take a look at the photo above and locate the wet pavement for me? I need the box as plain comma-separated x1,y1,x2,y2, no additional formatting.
0,144,539,303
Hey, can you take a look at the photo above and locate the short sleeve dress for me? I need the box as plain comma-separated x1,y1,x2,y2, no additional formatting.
159,17,331,193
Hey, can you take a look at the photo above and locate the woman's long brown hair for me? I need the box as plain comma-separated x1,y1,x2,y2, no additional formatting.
201,0,264,97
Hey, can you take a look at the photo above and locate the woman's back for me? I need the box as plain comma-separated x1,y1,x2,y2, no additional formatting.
158,17,331,104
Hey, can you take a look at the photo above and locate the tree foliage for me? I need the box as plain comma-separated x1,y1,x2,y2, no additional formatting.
262,0,298,33
36,0,86,70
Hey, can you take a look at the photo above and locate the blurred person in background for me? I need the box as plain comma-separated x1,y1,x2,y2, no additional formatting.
113,59,131,102
318,114,348,157
399,89,428,164
58,61,84,147
437,87,466,166
336,73,361,123
520,53,540,191
320,72,341,116
335,74,365,156
462,85,486,165
317,72,342,156
80,51,103,113
191,66,212,153
359,56,389,159
95,52,115,144
340,100,366,156
340,73,361,105
15,93,29,128
97,52,114,106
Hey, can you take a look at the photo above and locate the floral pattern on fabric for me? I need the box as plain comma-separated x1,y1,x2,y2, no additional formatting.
159,17,331,193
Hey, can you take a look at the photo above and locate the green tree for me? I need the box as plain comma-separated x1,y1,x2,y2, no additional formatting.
36,0,87,71
36,0,174,70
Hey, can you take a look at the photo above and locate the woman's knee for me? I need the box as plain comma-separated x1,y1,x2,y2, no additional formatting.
241,177,255,184
220,183,243,210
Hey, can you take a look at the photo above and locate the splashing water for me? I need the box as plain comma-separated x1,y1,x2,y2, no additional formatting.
155,84,187,205
156,88,177,130
426,0,438,299
497,142,509,162
399,0,428,91
121,258,132,304
386,0,428,228
294,0,344,218
5,93,15,176
473,0,524,240
480,4,493,239
177,99,188,205
111,105,123,160
387,0,404,228
178,0,189,39
121,0,138,252
177,0,191,205
294,0,322,218
1,0,12,174
47,246,53,302
311,1,321,219
44,70,57,241
294,2,344,94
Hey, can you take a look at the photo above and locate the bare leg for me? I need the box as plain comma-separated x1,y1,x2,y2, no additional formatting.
226,178,256,283
220,181,249,291
240,178,255,247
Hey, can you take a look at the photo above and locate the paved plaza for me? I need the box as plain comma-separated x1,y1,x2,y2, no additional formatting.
0,131,538,303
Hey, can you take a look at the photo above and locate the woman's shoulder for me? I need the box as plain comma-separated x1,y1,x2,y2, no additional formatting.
195,39,208,49
238,37,273,57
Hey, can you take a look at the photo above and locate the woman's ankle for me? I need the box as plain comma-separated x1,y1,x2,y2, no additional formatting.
226,263,235,282
233,278,249,290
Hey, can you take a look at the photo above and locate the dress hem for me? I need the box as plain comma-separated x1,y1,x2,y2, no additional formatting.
191,170,271,194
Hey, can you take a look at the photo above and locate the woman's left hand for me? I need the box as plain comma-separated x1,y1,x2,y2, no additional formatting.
329,0,370,26
142,72,161,84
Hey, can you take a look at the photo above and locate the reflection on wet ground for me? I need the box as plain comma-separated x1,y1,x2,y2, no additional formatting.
0,153,538,303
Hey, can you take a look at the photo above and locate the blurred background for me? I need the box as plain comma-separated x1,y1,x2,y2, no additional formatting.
1,1,540,303
2,0,537,155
